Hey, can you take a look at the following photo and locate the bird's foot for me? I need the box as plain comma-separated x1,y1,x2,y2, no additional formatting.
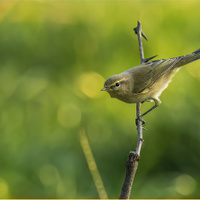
135,116,146,126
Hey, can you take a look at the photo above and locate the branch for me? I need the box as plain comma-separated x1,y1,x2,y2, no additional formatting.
134,21,146,63
119,21,146,199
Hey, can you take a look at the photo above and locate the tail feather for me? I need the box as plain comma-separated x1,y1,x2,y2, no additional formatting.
176,48,200,67
193,48,200,54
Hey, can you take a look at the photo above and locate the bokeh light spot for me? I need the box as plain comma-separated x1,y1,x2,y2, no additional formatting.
57,104,81,128
0,178,9,198
174,174,196,196
79,72,105,99
38,164,60,187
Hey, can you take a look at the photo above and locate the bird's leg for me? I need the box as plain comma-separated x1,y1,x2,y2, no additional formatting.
135,98,161,125
140,104,158,118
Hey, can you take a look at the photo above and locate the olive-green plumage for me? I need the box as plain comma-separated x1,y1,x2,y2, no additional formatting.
102,49,200,108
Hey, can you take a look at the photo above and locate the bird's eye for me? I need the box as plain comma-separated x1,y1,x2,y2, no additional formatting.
115,82,120,87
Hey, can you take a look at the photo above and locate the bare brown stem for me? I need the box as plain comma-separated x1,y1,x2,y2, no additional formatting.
119,152,140,199
119,21,146,199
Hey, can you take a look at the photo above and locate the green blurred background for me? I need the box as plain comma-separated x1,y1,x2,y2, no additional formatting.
0,1,200,198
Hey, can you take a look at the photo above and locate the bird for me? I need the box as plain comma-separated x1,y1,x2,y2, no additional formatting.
101,49,200,122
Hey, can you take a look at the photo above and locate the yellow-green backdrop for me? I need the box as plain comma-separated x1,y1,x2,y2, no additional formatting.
0,1,200,198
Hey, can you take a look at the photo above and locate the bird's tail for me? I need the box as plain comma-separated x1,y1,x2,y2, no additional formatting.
176,49,200,67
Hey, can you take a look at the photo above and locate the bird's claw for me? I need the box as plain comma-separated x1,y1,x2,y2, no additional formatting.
135,116,146,126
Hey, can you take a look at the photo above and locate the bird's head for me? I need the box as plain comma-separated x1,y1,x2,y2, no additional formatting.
101,73,131,99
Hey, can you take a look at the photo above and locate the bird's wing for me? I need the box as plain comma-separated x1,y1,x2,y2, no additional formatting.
131,57,182,94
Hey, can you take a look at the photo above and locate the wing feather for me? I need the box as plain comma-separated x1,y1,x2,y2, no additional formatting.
128,57,183,94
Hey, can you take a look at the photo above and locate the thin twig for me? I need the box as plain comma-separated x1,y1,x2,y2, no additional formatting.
136,102,144,156
119,21,146,199
135,21,145,156
134,21,145,63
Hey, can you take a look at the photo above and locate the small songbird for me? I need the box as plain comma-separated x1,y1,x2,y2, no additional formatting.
102,49,200,120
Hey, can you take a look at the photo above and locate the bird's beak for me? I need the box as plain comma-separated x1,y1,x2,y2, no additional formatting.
101,86,109,91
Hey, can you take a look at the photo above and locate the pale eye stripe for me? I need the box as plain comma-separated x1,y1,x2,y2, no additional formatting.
110,78,125,87
111,81,120,87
